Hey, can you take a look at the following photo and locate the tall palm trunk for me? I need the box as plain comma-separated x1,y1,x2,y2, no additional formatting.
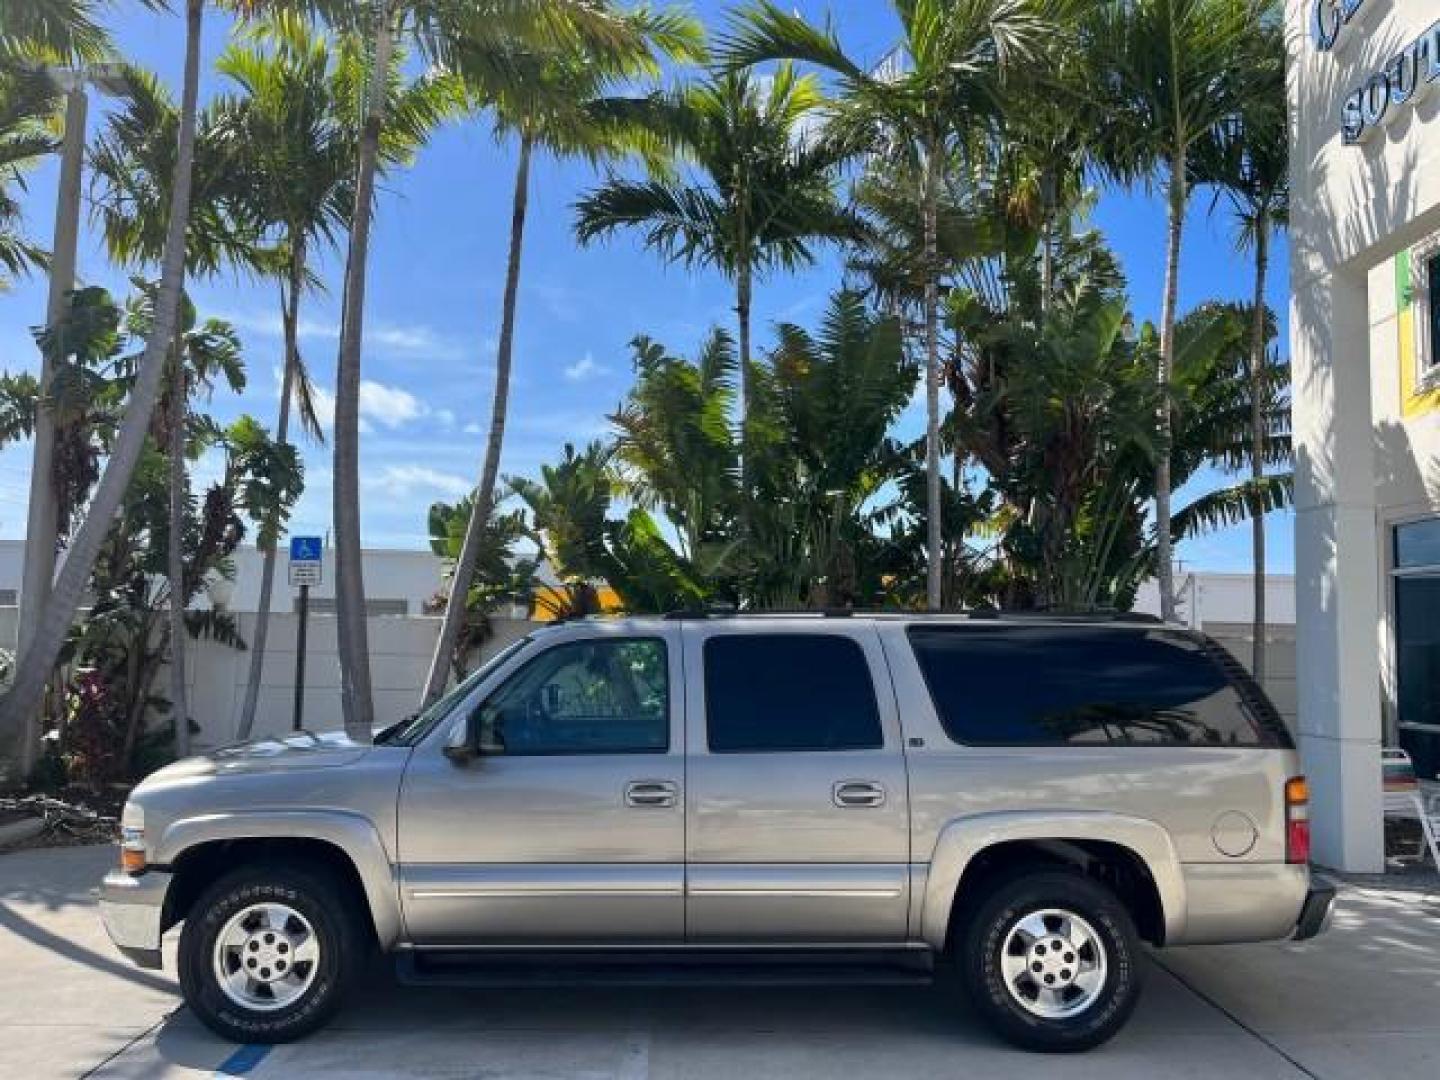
1154,151,1186,623
332,1,395,740
420,133,532,707
923,143,943,612
736,255,752,425
236,239,304,740
1248,220,1269,682
0,0,204,777
166,341,190,757
735,190,753,537
1039,168,1056,317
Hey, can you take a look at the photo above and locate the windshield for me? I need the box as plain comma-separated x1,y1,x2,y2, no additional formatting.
373,636,533,746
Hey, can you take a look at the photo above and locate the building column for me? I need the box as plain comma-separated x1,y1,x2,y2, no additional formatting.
1292,268,1385,873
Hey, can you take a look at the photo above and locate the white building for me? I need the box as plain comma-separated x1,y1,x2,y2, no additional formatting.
0,539,447,617
1287,1,1440,871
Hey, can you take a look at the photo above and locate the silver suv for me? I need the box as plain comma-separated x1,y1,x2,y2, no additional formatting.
100,614,1333,1052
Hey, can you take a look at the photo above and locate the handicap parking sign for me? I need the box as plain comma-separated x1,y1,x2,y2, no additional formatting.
288,536,323,587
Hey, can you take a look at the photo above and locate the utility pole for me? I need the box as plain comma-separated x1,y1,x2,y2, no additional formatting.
15,76,88,775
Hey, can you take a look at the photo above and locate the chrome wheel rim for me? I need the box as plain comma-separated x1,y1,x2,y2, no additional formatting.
999,908,1108,1020
212,902,320,1012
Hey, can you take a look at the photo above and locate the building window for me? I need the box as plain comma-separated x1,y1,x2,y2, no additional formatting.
1411,241,1440,389
1394,519,1440,779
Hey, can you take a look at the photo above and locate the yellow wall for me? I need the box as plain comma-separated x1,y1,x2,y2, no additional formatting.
1395,251,1440,419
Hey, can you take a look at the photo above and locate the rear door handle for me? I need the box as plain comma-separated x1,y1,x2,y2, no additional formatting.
625,780,678,808
833,780,886,808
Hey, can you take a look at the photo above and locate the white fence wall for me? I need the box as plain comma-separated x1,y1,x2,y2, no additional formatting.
0,606,535,750
1204,624,1299,734
186,613,536,749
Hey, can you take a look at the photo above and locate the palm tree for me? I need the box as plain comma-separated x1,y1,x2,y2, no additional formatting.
1084,0,1266,621
0,66,60,288
0,0,110,285
0,0,109,64
417,6,702,707
721,0,1048,611
575,64,857,426
0,0,205,777
326,0,678,738
88,64,269,758
219,17,453,738
1189,21,1287,680
129,284,249,757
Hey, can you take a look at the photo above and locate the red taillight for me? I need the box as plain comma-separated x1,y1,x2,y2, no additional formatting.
1285,776,1310,865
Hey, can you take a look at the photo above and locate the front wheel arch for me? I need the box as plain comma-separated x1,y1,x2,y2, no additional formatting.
163,837,376,947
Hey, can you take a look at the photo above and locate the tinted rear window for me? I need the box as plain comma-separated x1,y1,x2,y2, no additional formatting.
704,634,883,752
907,625,1286,748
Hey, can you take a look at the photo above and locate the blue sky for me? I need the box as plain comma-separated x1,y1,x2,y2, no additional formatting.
0,0,1294,573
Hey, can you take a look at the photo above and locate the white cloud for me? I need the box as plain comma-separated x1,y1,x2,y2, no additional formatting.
220,310,460,358
564,353,610,382
305,378,427,432
434,408,456,428
363,464,472,500
359,381,425,428
462,421,483,435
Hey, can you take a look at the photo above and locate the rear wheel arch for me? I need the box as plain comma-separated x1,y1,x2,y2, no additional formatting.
945,838,1166,949
921,812,1184,950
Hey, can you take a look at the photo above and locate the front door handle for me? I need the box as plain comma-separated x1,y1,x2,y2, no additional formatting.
625,780,678,808
833,780,886,808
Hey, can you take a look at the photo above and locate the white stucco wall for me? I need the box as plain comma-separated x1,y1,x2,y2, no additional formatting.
1287,0,1440,870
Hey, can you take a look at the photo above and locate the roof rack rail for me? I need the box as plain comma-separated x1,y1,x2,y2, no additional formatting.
661,606,862,620
966,607,1165,624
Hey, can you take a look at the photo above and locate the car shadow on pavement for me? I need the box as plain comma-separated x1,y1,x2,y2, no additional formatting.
0,899,177,996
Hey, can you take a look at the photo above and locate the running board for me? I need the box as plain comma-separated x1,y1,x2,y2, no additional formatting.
396,948,935,989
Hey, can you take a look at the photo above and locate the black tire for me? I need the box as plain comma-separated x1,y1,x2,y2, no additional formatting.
958,869,1142,1052
179,863,364,1043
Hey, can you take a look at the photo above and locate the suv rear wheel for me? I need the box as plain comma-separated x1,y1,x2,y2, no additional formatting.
958,869,1141,1052
179,864,364,1043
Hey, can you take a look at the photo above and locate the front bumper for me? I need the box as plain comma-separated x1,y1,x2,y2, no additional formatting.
99,868,172,970
1292,878,1337,942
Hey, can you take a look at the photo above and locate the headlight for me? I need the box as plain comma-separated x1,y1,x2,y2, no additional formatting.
119,802,146,874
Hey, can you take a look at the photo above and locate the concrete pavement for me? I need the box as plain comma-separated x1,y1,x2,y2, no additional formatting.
1,844,1436,1079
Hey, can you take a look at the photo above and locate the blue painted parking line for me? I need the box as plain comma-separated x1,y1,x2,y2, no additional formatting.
214,1044,272,1077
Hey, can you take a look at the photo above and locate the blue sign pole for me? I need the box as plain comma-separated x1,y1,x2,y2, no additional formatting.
293,584,309,732
288,537,323,732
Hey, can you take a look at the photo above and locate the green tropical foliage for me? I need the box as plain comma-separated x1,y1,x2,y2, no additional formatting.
1,286,300,783
423,495,537,679
0,64,61,287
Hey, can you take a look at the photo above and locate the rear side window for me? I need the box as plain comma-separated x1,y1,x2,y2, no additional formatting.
704,634,883,752
907,626,1287,748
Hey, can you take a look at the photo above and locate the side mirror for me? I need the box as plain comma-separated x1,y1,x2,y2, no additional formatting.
442,716,479,763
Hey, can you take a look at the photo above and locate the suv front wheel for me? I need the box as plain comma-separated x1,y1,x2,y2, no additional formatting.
179,864,364,1043
958,869,1141,1052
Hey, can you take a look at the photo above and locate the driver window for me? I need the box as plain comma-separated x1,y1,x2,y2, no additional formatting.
472,638,668,756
